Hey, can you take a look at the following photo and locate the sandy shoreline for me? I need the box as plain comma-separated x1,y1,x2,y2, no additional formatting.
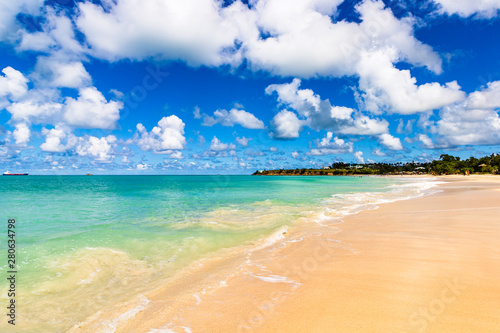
74,176,500,332
252,176,500,333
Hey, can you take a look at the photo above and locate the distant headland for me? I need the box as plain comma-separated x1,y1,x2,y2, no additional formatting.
253,153,500,176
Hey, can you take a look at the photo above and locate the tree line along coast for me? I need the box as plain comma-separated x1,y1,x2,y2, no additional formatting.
252,154,500,176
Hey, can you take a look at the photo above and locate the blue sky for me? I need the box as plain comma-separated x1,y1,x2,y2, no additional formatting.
1,0,500,174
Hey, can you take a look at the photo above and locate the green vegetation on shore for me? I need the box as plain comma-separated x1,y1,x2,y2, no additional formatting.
253,154,500,176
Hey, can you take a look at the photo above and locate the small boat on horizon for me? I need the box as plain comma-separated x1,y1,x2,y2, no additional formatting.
3,171,29,176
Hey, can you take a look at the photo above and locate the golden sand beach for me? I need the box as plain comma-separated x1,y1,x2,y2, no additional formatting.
73,176,500,333
253,176,500,333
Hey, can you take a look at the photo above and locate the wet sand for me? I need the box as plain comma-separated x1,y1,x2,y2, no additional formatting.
74,176,500,332
254,176,500,333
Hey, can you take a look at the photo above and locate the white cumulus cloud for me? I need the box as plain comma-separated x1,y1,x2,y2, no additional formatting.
136,115,187,153
40,124,77,152
378,133,403,150
267,78,388,137
436,104,500,146
371,147,386,156
209,136,236,151
236,136,251,147
202,108,265,129
12,122,31,146
76,135,117,162
35,57,91,89
168,150,183,159
271,110,304,139
357,49,465,114
76,0,243,66
432,83,500,147
418,134,435,149
0,67,29,106
0,0,44,42
136,163,150,170
354,151,365,164
246,0,442,77
467,81,500,109
432,0,500,18
73,0,445,83
64,87,122,129
307,132,354,155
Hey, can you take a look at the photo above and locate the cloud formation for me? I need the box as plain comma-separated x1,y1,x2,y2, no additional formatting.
12,122,31,146
378,133,403,150
236,136,251,147
210,136,236,151
76,0,241,66
432,0,500,18
40,124,77,153
202,108,265,129
0,0,500,172
0,0,43,42
0,67,29,107
74,0,443,81
267,78,388,137
76,135,117,162
467,81,500,109
271,110,304,139
64,87,122,130
357,49,465,114
307,132,354,156
136,115,187,153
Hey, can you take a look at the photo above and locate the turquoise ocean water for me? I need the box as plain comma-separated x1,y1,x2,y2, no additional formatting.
0,175,438,332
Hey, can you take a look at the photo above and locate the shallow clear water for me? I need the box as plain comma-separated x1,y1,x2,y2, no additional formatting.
0,175,434,331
